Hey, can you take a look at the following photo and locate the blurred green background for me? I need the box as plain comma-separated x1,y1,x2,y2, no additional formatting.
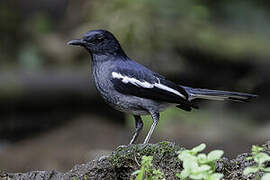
0,0,269,172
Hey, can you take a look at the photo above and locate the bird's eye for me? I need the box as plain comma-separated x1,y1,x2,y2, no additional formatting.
95,36,104,43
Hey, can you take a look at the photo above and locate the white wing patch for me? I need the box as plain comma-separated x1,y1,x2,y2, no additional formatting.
112,72,185,98
112,72,154,88
154,83,185,98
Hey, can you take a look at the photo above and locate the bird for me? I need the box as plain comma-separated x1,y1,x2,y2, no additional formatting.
67,29,257,144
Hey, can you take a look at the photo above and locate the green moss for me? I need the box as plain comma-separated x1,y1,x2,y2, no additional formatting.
110,144,139,167
109,142,183,168
139,145,159,155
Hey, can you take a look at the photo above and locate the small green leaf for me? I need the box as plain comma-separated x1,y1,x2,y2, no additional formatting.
179,152,197,164
132,170,141,176
176,173,182,179
209,173,224,180
191,143,206,154
197,153,207,162
182,158,199,170
263,167,270,172
142,156,153,167
252,145,264,154
243,166,259,175
179,168,190,179
190,172,207,179
193,165,211,173
262,173,270,180
207,150,224,161
254,152,270,164
135,166,145,180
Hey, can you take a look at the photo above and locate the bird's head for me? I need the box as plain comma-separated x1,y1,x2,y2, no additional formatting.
67,29,124,56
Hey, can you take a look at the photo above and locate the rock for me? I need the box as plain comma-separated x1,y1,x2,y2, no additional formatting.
1,141,270,180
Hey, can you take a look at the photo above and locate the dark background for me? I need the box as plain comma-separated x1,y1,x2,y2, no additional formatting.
0,0,269,172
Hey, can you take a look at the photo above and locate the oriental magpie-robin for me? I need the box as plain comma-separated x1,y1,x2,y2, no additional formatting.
67,29,257,144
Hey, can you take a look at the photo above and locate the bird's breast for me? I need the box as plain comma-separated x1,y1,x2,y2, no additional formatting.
91,63,118,103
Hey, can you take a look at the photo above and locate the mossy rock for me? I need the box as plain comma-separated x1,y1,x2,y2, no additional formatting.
2,141,270,180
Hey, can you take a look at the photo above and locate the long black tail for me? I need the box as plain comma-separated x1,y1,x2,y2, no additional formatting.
181,86,257,102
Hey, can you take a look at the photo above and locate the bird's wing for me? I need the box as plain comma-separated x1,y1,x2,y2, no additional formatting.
110,67,194,108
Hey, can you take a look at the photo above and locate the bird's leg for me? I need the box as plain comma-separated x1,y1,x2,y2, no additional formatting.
129,115,143,145
143,112,159,144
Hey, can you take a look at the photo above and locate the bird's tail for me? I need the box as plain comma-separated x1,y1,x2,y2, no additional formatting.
181,86,257,102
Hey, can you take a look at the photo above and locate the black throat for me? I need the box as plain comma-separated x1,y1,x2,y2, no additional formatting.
90,47,129,64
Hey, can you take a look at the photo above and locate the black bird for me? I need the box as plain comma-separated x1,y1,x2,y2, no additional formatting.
67,29,257,144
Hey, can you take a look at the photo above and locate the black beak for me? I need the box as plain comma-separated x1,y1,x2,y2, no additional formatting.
67,39,85,46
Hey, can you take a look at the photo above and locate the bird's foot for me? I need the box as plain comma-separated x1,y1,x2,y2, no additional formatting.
116,144,128,150
137,143,149,150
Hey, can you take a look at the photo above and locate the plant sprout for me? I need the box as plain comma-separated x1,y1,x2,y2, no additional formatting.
132,156,165,180
176,143,224,180
244,145,270,180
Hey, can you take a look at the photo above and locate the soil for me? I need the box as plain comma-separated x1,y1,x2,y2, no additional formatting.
1,141,270,180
